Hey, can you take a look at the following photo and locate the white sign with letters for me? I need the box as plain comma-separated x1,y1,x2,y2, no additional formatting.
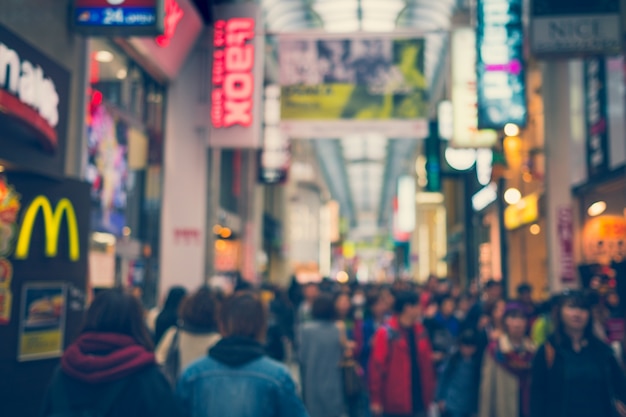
531,14,621,56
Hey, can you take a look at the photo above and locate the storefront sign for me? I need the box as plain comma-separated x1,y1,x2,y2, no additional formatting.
476,0,527,129
0,25,70,176
504,192,540,230
214,239,240,272
451,28,497,148
73,0,165,36
18,283,66,361
557,206,575,283
210,3,263,148
582,215,626,264
584,57,610,179
15,197,80,262
530,0,622,56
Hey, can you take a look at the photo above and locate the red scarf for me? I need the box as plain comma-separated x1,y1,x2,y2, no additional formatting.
61,332,155,383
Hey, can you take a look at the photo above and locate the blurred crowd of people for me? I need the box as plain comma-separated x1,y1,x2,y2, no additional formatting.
39,275,626,417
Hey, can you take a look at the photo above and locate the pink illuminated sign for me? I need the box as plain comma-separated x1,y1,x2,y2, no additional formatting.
211,18,256,129
155,0,183,47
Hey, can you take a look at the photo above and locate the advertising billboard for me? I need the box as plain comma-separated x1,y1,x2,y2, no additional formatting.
278,35,429,138
72,0,165,36
476,0,527,129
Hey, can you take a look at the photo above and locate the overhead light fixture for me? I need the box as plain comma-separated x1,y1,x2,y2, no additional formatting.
504,188,522,205
445,148,476,171
504,123,520,137
529,224,541,235
587,201,607,217
116,68,127,79
94,50,114,63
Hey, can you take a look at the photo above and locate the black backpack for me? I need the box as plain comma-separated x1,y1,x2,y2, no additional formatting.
46,371,128,417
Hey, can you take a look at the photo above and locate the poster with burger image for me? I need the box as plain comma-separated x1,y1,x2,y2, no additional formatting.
0,176,21,325
18,283,66,361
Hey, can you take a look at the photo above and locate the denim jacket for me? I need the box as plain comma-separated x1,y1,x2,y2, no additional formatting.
177,337,309,417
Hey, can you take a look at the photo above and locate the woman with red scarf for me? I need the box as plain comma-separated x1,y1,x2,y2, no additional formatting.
479,303,535,417
40,288,181,417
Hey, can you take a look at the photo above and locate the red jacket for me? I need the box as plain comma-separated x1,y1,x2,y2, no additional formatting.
368,316,436,415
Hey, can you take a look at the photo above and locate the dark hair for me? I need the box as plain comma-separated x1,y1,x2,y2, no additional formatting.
458,328,480,346
485,279,501,289
436,295,455,308
554,290,595,346
393,291,419,314
312,293,336,321
162,286,187,312
220,292,267,341
517,283,532,294
366,291,383,309
503,302,526,320
179,287,219,330
82,288,154,351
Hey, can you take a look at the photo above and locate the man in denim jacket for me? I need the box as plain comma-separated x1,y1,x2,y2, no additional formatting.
177,292,309,417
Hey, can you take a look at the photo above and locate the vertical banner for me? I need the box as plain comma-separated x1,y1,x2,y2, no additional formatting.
557,207,575,283
476,0,527,129
210,3,264,148
451,28,497,148
278,36,429,138
584,57,610,179
259,85,290,184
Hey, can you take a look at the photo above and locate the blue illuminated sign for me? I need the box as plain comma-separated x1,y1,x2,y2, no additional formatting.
75,7,156,26
72,0,164,36
476,0,527,129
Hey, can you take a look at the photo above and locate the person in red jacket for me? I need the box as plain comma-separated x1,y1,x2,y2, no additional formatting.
369,291,436,417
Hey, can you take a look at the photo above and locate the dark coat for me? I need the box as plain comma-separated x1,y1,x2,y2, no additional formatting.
530,335,626,417
40,365,181,417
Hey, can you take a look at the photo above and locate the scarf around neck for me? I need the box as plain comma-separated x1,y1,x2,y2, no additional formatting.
61,332,155,384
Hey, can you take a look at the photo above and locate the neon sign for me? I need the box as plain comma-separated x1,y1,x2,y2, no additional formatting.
155,0,183,48
211,18,256,129
476,0,526,129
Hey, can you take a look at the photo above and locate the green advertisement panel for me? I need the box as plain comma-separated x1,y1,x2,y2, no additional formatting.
279,37,428,121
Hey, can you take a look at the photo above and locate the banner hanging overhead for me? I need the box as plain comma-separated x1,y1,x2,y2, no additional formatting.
530,0,622,56
209,3,264,148
476,0,527,130
278,35,429,139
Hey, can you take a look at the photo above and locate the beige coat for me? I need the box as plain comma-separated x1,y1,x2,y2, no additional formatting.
156,327,221,373
479,335,535,417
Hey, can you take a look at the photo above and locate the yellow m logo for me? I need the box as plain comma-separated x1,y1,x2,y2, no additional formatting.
14,196,80,262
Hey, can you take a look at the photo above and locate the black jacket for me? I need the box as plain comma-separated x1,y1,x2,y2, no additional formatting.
40,365,181,417
530,335,626,417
